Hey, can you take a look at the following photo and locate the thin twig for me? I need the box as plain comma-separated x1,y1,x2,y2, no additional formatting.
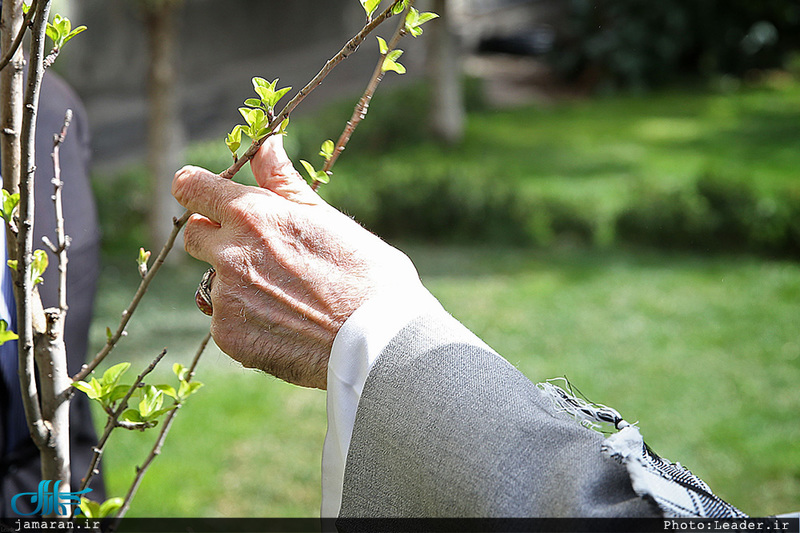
76,349,168,497
111,331,211,526
0,0,37,72
72,211,191,382
315,1,413,191
186,330,211,377
219,0,405,180
50,109,72,312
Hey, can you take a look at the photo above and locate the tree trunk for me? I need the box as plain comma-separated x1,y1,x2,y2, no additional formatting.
35,311,71,494
428,0,465,145
144,0,185,254
1,0,25,204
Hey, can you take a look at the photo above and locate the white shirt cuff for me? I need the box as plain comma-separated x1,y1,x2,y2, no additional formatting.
320,281,443,517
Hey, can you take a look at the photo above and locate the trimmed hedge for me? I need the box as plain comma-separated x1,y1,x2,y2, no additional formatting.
326,167,800,259
324,167,596,248
616,173,800,258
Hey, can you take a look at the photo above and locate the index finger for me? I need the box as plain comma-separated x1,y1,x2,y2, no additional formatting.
172,165,256,224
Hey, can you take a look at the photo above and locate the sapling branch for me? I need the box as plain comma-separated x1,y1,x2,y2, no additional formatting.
314,1,416,191
0,0,37,72
219,0,405,180
73,211,191,382
111,331,211,524
50,109,72,312
77,349,168,495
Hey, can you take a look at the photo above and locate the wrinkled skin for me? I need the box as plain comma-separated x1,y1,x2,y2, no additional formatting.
172,135,417,389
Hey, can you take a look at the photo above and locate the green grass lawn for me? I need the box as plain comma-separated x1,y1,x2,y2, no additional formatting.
89,247,799,517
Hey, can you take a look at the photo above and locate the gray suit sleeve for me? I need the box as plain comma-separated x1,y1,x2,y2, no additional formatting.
339,310,659,518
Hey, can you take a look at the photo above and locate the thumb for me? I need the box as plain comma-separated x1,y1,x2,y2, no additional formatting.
251,134,322,205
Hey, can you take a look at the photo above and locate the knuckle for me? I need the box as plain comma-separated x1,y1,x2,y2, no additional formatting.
225,192,275,229
171,165,203,202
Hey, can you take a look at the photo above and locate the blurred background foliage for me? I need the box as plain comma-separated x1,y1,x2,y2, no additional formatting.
93,77,800,260
550,0,800,92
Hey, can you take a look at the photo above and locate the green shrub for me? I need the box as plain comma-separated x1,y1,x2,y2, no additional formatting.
91,165,149,258
552,0,800,92
325,166,596,247
616,173,800,258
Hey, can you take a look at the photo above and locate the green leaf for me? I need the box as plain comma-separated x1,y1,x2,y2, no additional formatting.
61,26,87,47
270,86,292,108
225,133,241,154
249,77,292,111
98,497,124,518
45,23,59,44
137,247,151,277
361,0,382,17
417,12,439,25
32,249,48,285
106,326,113,342
6,259,17,272
72,380,96,398
109,384,131,403
299,160,317,182
88,377,103,399
299,160,329,184
226,124,244,154
54,14,70,36
173,363,189,381
382,50,406,74
178,380,204,401
376,36,389,55
319,140,335,160
276,117,290,136
300,159,317,180
101,362,131,388
238,106,254,124
149,406,176,419
405,8,438,37
392,0,407,15
0,319,18,346
157,384,177,399
137,247,151,266
138,385,163,418
244,98,262,108
120,409,143,423
251,109,267,130
79,498,100,519
73,377,103,400
252,76,270,89
1,189,20,223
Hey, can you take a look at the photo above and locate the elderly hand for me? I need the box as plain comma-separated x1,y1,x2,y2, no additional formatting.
171,136,417,389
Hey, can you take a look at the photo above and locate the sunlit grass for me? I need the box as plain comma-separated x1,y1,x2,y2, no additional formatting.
90,247,799,517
